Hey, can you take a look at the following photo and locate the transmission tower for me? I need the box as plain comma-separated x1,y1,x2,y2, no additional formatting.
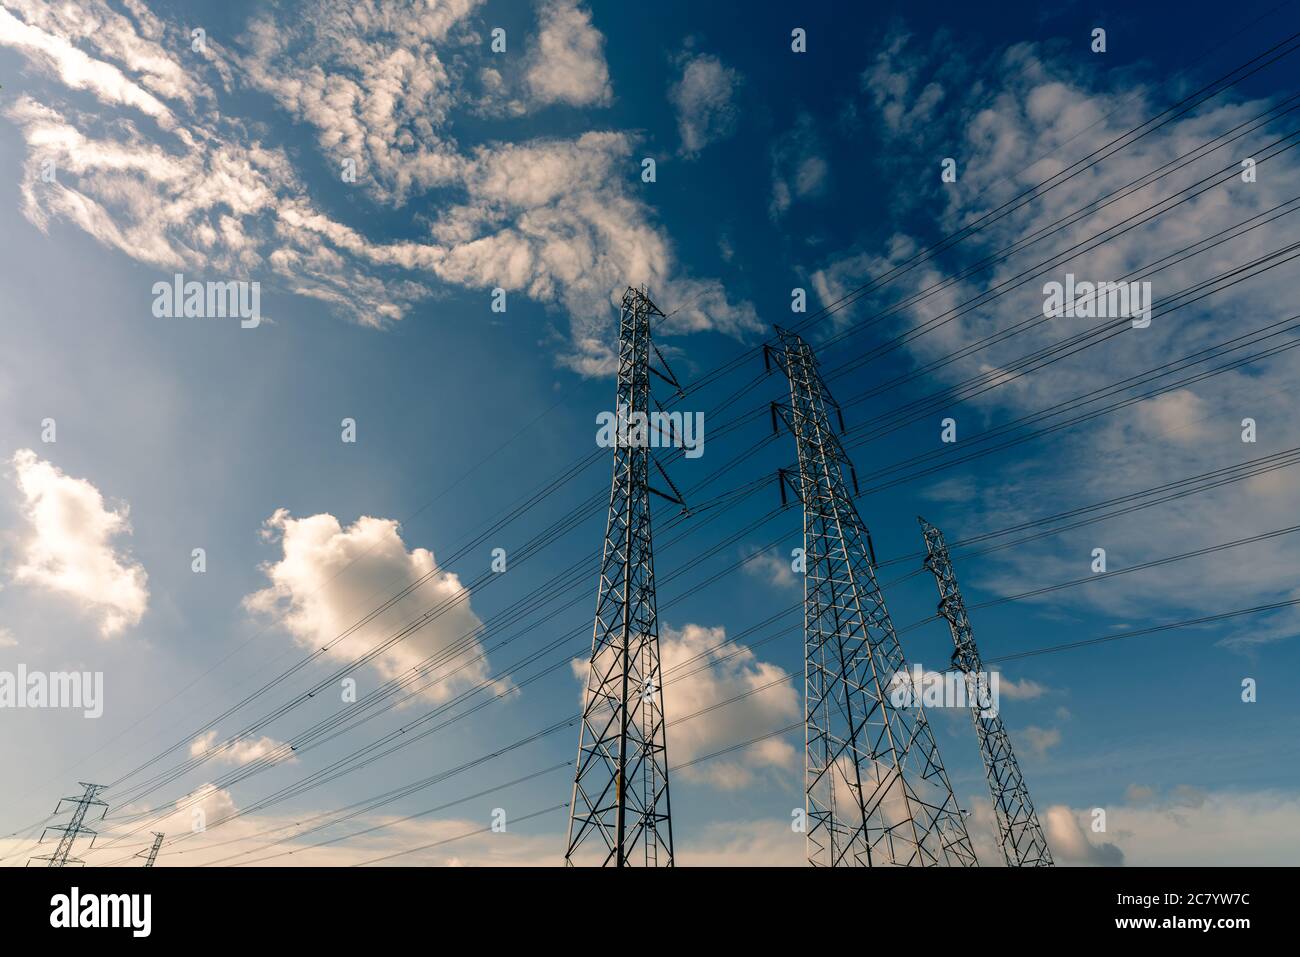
565,287,686,867
29,782,108,867
767,327,978,867
919,518,1054,867
136,831,165,867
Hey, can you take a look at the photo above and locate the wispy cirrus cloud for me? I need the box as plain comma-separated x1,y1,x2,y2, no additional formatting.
818,29,1300,636
0,0,756,376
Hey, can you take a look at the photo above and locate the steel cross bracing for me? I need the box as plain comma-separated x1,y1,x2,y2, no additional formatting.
29,782,108,867
767,327,978,867
919,518,1054,867
565,287,684,867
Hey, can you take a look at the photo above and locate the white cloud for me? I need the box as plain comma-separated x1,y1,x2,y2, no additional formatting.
999,675,1050,700
1043,788,1300,865
427,132,759,373
1133,389,1210,443
8,449,149,638
1020,725,1062,759
769,114,828,219
816,32,1300,629
0,5,175,126
740,546,798,589
1043,805,1125,865
861,26,949,141
675,819,805,866
523,0,612,108
0,627,16,648
1125,783,1156,803
239,0,475,207
670,52,741,157
243,510,498,702
572,623,799,790
0,0,754,377
188,729,295,767
660,624,800,788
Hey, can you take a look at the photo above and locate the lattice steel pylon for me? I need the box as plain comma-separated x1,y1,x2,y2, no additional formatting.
136,831,165,867
565,287,685,867
919,518,1054,867
29,782,108,867
767,327,978,867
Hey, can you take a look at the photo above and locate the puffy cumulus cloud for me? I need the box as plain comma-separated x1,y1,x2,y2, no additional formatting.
659,624,800,789
7,449,148,638
147,782,242,838
523,0,611,108
0,0,754,376
1043,805,1125,865
243,510,499,703
670,51,742,157
571,623,799,790
188,729,295,768
817,30,1300,624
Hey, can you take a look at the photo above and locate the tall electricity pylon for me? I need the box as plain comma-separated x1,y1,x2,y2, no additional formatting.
29,782,108,867
768,328,978,867
565,287,685,867
919,518,1054,867
136,831,165,867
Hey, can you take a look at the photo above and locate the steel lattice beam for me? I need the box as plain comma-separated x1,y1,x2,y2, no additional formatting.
769,328,978,867
919,518,1054,867
137,831,164,868
564,287,677,867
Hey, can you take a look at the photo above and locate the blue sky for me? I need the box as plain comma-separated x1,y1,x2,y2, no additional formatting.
1,0,1299,866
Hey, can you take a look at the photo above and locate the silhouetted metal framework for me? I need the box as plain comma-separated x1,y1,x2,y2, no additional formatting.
137,831,165,868
767,328,978,867
565,287,685,867
29,782,108,867
919,518,1054,867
